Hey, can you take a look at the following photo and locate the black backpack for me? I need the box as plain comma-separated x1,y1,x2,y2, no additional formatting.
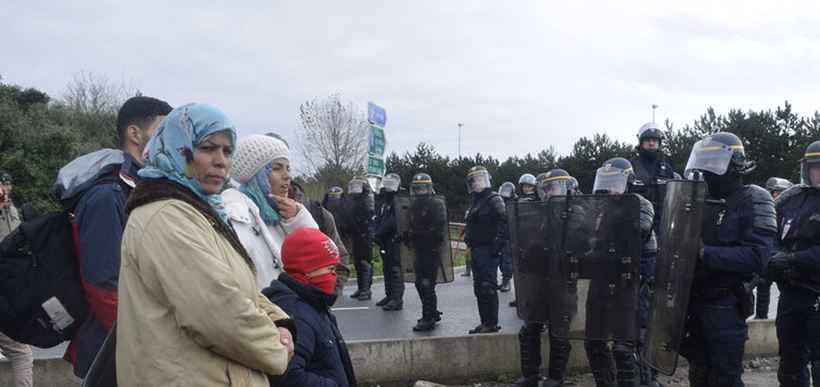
0,173,123,348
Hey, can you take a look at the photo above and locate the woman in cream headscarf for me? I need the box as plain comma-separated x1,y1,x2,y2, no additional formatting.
221,134,319,290
117,103,295,386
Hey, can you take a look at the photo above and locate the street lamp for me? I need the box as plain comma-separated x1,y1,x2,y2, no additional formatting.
651,104,658,123
458,122,464,158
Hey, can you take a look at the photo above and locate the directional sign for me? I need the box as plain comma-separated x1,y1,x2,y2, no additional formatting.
369,125,386,156
368,102,387,127
366,155,385,177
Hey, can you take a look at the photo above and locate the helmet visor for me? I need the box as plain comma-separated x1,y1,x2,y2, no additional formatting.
592,167,629,194
348,181,364,193
801,159,820,188
499,185,514,198
466,171,491,193
684,139,736,177
410,184,432,195
382,177,400,192
537,178,569,200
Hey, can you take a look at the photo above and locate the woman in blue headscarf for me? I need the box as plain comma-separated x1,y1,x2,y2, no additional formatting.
116,103,296,386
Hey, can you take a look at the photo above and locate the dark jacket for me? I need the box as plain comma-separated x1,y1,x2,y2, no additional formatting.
263,274,357,387
63,152,140,377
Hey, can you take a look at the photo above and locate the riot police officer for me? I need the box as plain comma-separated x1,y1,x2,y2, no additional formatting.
464,166,508,334
499,181,517,292
344,176,376,301
512,169,574,387
756,177,795,319
406,173,447,331
767,141,820,386
629,122,676,236
519,173,537,201
583,158,656,387
322,186,344,220
373,173,403,311
680,132,776,386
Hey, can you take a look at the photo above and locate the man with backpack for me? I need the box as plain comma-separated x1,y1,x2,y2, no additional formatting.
62,96,172,378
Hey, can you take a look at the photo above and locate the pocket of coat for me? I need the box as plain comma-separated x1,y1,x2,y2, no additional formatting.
227,361,252,386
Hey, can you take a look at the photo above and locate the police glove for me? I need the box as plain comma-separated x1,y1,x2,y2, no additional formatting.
491,238,505,258
767,251,795,282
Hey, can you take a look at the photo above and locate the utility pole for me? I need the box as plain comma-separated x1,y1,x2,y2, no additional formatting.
458,122,464,158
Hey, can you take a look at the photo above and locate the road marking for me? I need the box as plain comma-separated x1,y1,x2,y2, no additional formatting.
331,307,370,311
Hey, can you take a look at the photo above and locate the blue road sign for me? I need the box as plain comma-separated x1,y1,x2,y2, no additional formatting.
368,102,387,127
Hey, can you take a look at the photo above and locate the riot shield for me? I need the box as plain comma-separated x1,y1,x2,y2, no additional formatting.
394,195,454,283
507,200,554,323
547,194,642,341
641,180,707,375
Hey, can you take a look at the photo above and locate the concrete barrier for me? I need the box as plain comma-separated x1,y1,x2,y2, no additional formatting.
4,319,777,385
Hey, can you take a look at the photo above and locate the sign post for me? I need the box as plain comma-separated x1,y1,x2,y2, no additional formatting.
365,102,387,192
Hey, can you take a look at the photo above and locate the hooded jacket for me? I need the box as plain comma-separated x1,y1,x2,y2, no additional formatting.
264,274,357,387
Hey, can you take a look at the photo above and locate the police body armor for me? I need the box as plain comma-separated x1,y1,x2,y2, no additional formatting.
773,185,820,293
547,194,643,341
630,157,674,230
394,194,454,283
507,200,555,323
641,180,707,375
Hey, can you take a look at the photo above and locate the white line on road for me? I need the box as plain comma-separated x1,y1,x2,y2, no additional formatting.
331,307,370,311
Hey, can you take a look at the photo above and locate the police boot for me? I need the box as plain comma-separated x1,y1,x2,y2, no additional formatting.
512,323,544,386
687,363,710,387
754,281,771,319
413,280,438,331
375,296,391,307
350,261,364,299
544,333,571,387
510,299,517,307
584,341,616,387
707,367,741,387
376,266,391,306
777,357,809,387
477,280,500,333
612,341,638,387
500,275,512,292
357,262,372,301
383,266,404,310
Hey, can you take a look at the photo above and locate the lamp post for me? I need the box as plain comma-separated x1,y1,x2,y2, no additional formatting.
458,122,464,158
651,104,658,123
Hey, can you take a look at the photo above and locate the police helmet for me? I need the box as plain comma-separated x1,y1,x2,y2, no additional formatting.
537,169,572,200
382,173,401,192
518,173,536,190
348,176,367,194
684,132,754,178
593,158,635,194
466,166,491,194
638,122,664,145
765,177,793,193
410,173,435,195
499,182,516,199
570,176,579,191
800,140,820,187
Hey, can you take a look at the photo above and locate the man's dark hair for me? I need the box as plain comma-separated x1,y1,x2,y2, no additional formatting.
116,96,173,147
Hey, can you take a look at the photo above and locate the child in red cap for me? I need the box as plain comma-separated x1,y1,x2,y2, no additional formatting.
262,227,357,386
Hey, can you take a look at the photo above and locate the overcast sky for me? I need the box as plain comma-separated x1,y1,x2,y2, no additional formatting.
2,1,819,175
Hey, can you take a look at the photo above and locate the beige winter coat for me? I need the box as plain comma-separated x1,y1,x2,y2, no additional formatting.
117,198,291,386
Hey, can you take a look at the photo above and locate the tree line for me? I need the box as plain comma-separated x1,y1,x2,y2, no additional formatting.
1,76,818,219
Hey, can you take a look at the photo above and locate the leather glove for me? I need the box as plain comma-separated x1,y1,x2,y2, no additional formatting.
767,251,795,282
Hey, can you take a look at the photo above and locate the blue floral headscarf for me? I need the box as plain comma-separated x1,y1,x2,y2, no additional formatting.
138,103,236,224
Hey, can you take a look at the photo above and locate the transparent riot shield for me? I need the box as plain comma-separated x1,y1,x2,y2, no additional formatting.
394,195,454,283
547,194,643,341
507,200,554,323
641,180,707,375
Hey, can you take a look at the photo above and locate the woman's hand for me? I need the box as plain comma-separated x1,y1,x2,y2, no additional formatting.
270,194,299,219
277,326,294,361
